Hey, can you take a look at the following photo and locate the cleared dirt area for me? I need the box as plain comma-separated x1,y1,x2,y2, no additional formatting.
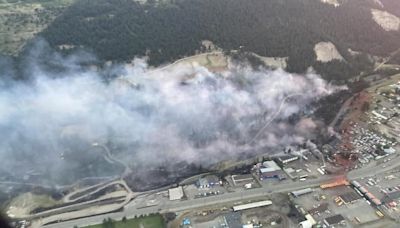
251,53,288,69
147,52,229,77
314,42,344,63
201,40,218,52
150,51,287,76
371,9,400,32
339,91,372,130
6,192,60,218
320,0,340,7
7,179,133,228
176,52,228,71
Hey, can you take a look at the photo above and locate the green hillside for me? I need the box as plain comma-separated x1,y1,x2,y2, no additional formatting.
37,0,400,78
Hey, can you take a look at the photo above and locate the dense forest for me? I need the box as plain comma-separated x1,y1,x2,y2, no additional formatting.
38,0,400,78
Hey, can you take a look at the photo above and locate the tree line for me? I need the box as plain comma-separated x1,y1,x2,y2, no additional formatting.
37,0,400,79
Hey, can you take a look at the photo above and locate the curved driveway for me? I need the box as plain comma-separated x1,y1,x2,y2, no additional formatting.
42,153,400,228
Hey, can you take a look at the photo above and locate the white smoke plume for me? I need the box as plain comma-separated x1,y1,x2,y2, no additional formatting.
0,46,344,185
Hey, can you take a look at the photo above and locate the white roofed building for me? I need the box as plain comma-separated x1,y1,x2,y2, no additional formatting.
259,160,285,180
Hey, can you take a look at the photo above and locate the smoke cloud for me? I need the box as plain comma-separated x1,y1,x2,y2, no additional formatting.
0,45,343,185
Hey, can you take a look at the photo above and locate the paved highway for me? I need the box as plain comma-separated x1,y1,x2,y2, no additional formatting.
43,176,334,228
43,154,400,228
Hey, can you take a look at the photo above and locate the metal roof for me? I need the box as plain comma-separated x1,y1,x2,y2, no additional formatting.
233,200,272,211
324,214,345,225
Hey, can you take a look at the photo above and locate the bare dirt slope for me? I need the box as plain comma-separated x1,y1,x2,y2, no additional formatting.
371,9,400,31
320,0,340,7
314,42,344,63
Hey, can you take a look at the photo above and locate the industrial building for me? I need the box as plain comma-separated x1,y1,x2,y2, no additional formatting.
197,175,221,188
291,188,314,197
338,192,362,204
261,160,281,171
283,167,297,179
275,155,298,166
382,190,400,204
232,200,272,212
299,214,316,228
351,181,382,206
308,203,328,215
231,174,254,186
259,160,284,180
324,214,345,227
320,179,349,189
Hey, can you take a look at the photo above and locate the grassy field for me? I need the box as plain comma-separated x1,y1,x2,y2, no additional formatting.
0,0,75,55
84,214,165,228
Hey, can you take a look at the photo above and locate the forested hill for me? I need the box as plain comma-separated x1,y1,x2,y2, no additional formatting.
39,0,400,78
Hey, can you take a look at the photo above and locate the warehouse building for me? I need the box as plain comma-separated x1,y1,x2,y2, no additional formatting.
291,188,314,197
382,190,400,204
232,200,272,212
232,174,254,186
308,203,328,215
259,160,285,180
197,175,221,188
275,155,298,166
299,214,316,228
324,214,345,227
338,192,362,204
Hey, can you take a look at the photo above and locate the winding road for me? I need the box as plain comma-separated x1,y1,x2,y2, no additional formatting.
92,143,132,177
248,93,304,144
41,152,400,228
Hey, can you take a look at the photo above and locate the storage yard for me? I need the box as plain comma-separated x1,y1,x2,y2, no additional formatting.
292,184,382,227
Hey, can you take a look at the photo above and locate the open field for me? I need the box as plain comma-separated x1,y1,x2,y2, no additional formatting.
84,214,165,228
166,52,228,72
251,53,288,69
0,0,75,54
314,42,344,63
371,9,400,32
320,0,340,7
6,192,60,218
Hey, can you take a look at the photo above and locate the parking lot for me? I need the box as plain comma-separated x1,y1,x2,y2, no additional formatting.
183,184,226,200
292,185,381,227
354,169,400,221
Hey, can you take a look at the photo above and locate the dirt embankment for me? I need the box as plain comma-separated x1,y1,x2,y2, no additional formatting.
371,9,400,32
314,42,344,63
